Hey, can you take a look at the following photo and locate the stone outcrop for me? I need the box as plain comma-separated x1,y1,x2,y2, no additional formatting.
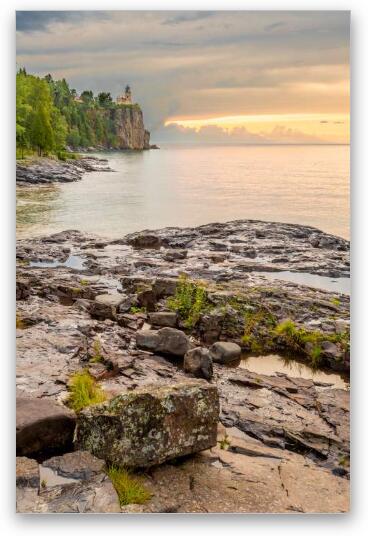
209,342,241,363
75,382,219,468
114,106,150,150
16,156,112,185
16,397,76,457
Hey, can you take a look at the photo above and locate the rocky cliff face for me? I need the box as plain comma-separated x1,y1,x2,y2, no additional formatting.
113,106,150,150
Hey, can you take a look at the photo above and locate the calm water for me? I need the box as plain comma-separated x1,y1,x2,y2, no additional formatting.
17,145,350,240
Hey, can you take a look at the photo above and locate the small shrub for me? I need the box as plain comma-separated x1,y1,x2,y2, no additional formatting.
167,275,210,328
66,370,106,412
310,345,322,368
106,465,152,506
130,306,146,314
331,297,341,307
16,313,25,329
79,279,89,286
219,434,231,450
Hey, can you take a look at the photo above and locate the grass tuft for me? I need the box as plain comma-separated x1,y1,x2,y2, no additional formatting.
66,370,106,412
106,465,152,506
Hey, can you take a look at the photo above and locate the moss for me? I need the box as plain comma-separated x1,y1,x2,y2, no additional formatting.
66,370,106,412
106,465,152,506
167,275,211,328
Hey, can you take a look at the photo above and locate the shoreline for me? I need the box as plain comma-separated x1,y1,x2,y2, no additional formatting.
16,218,350,512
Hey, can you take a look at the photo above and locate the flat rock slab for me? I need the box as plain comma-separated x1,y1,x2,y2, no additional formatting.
75,381,219,468
16,456,40,488
16,397,76,457
17,450,120,513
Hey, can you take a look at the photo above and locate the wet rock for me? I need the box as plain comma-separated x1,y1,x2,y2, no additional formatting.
92,293,125,320
209,341,241,363
16,397,76,457
75,381,219,468
16,456,40,488
148,312,177,328
136,327,190,356
184,347,213,380
126,232,163,249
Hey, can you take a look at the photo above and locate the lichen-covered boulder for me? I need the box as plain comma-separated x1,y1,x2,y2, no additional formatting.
75,382,219,468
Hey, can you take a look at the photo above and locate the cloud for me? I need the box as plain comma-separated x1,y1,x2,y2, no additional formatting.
16,11,350,141
162,11,214,25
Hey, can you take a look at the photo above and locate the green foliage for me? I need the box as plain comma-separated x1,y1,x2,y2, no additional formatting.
167,275,210,328
218,433,231,450
130,306,147,314
106,465,152,506
16,313,25,329
331,297,341,307
66,370,106,412
16,68,135,155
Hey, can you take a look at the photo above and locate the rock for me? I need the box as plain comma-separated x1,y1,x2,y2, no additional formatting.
209,342,241,363
184,347,213,380
136,329,159,351
75,382,219,468
163,249,188,262
42,450,105,480
127,232,163,249
136,327,190,356
148,311,177,328
153,277,178,298
16,397,76,457
16,456,40,488
92,293,125,320
136,285,156,311
156,327,190,356
16,278,31,300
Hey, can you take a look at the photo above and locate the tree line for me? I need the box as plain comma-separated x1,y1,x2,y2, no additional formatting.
16,68,138,158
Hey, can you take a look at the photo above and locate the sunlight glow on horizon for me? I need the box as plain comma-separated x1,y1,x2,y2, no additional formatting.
165,113,350,143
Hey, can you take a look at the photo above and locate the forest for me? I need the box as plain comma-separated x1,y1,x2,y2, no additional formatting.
16,69,138,158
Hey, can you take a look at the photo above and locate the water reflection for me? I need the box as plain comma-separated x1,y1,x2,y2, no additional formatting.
252,270,350,295
237,353,348,389
17,185,61,236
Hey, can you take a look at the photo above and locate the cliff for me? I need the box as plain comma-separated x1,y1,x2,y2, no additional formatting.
113,106,150,150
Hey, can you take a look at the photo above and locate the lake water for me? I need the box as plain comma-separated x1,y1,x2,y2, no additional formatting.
16,144,350,240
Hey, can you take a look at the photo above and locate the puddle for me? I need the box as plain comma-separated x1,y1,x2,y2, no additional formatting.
29,255,86,270
39,466,79,488
252,270,350,295
237,354,348,390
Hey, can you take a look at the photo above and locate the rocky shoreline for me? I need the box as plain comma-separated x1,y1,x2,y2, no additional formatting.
16,219,350,513
16,155,113,185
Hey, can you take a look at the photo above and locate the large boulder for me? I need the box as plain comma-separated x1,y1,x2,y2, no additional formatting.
184,347,213,380
16,397,76,457
136,327,190,356
75,382,219,468
209,341,241,364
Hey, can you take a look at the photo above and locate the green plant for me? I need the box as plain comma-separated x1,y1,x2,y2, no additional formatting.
66,370,106,412
79,279,89,286
106,465,152,506
310,345,322,368
219,434,231,450
167,275,210,328
41,479,46,488
331,297,341,307
130,305,146,314
90,339,103,363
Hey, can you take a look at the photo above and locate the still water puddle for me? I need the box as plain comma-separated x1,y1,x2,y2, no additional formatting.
29,255,86,270
238,354,348,390
252,270,350,295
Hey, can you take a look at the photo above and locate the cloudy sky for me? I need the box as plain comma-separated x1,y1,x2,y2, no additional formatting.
16,11,350,143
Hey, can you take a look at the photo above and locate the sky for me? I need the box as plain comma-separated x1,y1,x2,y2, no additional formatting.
16,10,350,144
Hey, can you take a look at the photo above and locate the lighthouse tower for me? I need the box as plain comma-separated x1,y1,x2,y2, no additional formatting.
117,85,132,105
